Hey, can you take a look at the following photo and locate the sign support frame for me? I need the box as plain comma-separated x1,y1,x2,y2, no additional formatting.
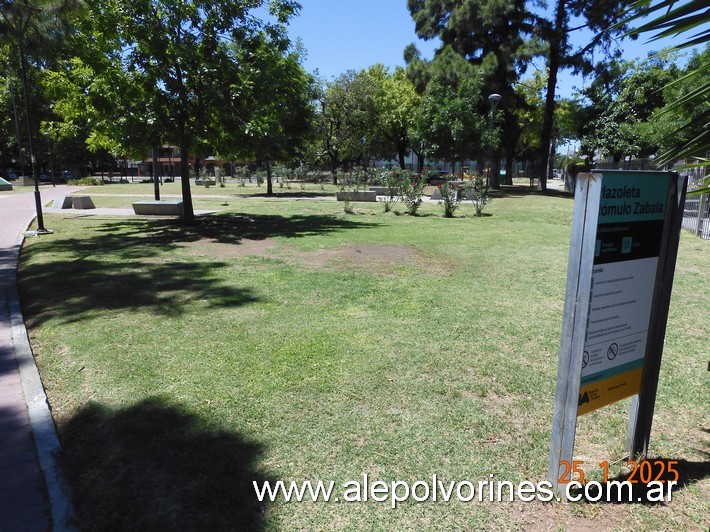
547,173,601,496
548,170,686,496
626,173,687,457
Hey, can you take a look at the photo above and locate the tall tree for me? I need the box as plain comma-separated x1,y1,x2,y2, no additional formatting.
580,55,680,163
229,36,316,196
408,0,536,187
413,67,486,175
59,0,300,222
532,0,637,189
365,65,420,169
315,70,374,182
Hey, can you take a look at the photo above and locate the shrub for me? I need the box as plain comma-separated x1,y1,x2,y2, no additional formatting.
254,170,266,187
198,168,212,188
397,170,426,215
379,170,401,213
338,167,375,214
466,173,490,216
438,180,463,218
68,177,103,186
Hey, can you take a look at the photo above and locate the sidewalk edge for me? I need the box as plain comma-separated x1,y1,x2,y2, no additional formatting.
10,216,75,532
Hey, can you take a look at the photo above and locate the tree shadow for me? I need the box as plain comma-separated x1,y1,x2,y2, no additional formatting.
17,213,379,327
571,458,710,505
63,213,379,255
59,398,274,530
18,257,261,327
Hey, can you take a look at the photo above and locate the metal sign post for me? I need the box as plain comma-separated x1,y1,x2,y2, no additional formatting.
548,170,686,496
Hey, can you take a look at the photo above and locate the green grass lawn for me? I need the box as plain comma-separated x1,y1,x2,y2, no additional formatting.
18,190,709,530
75,179,340,197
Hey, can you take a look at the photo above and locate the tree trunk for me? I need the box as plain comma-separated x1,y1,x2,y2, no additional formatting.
266,160,273,196
179,134,195,223
538,0,567,192
398,149,406,170
152,146,160,200
505,150,514,186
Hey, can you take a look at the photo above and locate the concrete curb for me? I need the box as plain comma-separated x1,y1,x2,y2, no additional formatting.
10,217,75,531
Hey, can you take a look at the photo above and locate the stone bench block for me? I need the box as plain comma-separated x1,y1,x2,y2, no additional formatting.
71,196,95,209
52,196,73,209
336,191,377,202
369,187,400,196
132,200,184,215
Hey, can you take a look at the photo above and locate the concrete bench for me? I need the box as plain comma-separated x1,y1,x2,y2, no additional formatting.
369,187,400,196
52,196,73,209
430,182,474,201
71,196,95,209
336,191,377,202
132,200,184,215
0,177,12,191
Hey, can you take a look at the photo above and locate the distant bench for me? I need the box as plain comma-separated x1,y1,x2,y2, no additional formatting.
369,187,400,196
335,191,377,202
132,200,184,215
52,196,95,209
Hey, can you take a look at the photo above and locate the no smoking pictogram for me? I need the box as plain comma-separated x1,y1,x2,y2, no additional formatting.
607,343,619,360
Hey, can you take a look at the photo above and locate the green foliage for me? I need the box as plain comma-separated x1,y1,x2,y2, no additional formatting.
581,55,681,161
230,35,316,185
365,65,421,167
316,70,376,177
413,67,486,168
254,170,265,187
465,173,489,216
437,180,463,218
67,176,102,186
378,169,402,213
617,1,710,173
396,169,426,215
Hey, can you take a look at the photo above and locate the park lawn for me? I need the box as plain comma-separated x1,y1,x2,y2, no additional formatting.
18,191,709,530
75,179,340,197
53,194,247,212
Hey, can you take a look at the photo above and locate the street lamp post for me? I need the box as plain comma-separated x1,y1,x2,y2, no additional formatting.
487,93,501,189
19,39,50,233
45,132,55,187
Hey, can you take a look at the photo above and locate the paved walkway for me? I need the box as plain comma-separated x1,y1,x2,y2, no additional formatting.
0,185,81,531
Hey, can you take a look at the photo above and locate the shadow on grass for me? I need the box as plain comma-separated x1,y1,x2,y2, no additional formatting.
18,213,378,326
60,398,273,530
571,458,710,505
18,257,260,327
83,213,379,253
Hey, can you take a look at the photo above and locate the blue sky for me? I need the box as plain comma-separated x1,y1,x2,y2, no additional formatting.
286,1,692,98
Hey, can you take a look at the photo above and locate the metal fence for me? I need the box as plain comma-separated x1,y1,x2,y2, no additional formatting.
681,166,709,240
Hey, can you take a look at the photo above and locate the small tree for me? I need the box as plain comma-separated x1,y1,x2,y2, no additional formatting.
438,180,463,218
397,170,426,216
379,169,401,213
466,174,489,216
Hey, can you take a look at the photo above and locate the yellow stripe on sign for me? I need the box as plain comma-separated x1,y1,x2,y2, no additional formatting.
577,367,643,416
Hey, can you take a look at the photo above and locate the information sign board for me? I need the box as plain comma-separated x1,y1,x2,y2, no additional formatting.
578,172,671,414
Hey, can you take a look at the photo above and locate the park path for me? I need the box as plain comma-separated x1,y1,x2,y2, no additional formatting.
0,185,81,531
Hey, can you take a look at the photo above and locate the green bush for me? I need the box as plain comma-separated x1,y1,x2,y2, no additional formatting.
438,180,463,218
379,170,401,213
68,177,103,186
396,170,426,215
466,174,490,216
